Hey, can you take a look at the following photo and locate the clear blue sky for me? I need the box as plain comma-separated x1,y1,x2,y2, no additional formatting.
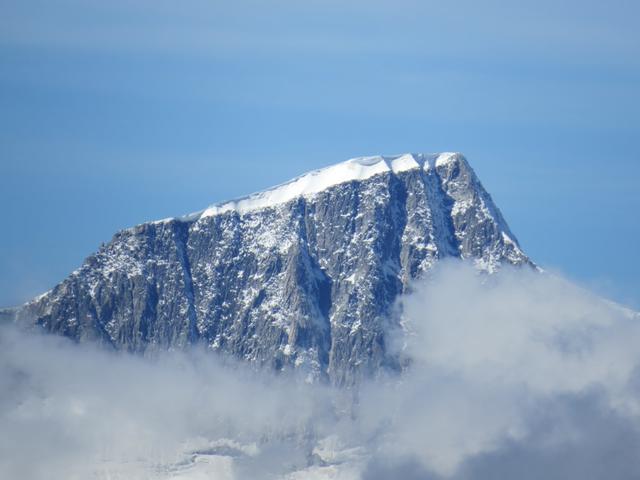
1,0,639,309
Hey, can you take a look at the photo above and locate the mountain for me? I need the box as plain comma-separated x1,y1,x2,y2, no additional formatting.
4,153,531,384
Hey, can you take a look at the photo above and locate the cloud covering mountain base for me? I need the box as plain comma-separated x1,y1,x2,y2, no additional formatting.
2,262,639,479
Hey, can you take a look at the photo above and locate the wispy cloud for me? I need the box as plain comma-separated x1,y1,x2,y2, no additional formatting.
365,261,640,476
1,261,640,479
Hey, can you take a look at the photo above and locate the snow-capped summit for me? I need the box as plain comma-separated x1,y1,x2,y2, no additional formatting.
8,153,531,384
184,153,460,219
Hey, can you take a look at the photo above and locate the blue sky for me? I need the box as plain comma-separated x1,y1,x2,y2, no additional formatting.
1,0,639,308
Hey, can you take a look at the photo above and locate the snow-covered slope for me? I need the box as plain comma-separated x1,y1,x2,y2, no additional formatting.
189,153,455,218
7,153,531,384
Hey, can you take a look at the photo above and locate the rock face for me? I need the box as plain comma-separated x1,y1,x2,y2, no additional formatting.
7,153,531,384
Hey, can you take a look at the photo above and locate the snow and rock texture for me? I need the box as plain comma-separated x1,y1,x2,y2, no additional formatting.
7,153,531,384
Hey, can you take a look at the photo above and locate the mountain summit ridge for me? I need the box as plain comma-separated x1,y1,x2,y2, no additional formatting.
161,152,467,222
6,153,531,384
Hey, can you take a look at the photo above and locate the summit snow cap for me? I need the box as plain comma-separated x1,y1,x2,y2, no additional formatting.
192,152,464,219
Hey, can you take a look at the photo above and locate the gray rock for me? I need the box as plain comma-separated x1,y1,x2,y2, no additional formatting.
4,153,532,384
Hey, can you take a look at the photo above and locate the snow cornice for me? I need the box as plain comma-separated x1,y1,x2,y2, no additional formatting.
164,152,464,222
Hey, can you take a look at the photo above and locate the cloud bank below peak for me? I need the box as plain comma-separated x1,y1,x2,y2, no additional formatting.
1,261,640,479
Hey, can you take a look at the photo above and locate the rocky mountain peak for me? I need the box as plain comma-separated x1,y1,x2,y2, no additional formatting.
6,153,531,384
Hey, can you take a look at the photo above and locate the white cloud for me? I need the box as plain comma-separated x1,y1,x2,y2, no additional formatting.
364,261,640,476
1,260,640,479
